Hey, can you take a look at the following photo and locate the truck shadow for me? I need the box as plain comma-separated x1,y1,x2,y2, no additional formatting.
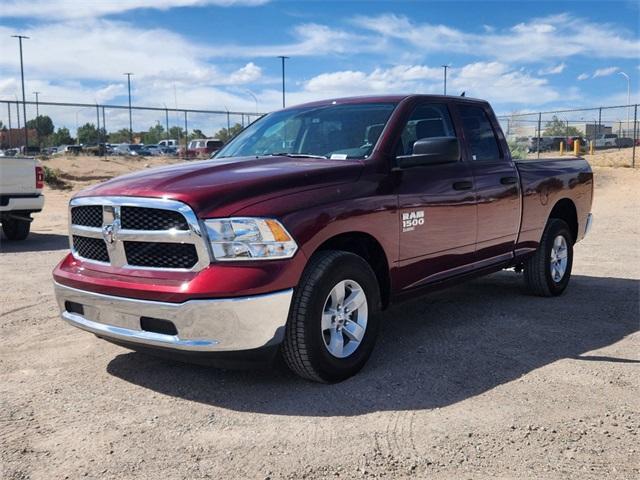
0,232,69,252
106,273,639,416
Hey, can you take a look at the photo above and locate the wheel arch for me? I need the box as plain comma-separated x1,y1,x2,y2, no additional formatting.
548,198,578,243
312,231,391,309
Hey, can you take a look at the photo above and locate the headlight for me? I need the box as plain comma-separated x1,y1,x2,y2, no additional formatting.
204,218,298,261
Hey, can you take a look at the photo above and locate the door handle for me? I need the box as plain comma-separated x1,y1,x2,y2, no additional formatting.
500,176,518,185
452,181,473,191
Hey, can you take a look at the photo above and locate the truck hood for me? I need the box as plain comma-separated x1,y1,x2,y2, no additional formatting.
75,156,364,217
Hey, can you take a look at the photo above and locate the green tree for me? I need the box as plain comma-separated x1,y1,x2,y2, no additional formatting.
543,116,583,137
214,123,244,143
168,126,184,139
26,115,55,137
77,123,99,144
0,120,6,131
187,128,206,141
51,127,74,146
142,124,165,144
108,128,131,144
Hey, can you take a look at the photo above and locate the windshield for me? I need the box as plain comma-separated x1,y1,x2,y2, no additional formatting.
216,102,397,160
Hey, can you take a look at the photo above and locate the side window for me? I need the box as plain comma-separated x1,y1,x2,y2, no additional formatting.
458,105,502,161
397,104,455,156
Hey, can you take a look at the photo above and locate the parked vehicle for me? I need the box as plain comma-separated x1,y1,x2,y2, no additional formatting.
1,156,44,240
185,138,224,158
144,144,162,156
0,148,19,157
43,147,59,155
158,139,177,148
54,145,83,156
615,137,634,148
53,95,593,382
594,133,618,148
159,146,177,156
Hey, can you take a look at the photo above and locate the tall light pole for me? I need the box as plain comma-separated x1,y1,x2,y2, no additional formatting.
442,64,450,95
11,34,29,150
123,72,133,142
619,71,630,136
278,56,289,108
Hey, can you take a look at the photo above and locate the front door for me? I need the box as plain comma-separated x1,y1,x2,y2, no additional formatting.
395,102,477,291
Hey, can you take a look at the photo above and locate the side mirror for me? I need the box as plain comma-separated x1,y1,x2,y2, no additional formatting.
396,136,460,169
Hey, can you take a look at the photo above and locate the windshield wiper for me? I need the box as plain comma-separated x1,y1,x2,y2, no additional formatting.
264,152,328,159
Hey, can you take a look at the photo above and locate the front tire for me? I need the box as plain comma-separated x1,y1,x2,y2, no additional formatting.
2,216,31,241
282,250,381,383
523,218,573,296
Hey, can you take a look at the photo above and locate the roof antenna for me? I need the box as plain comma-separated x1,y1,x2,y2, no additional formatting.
460,91,466,97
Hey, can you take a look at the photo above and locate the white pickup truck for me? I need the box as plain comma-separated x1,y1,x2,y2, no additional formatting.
0,157,44,240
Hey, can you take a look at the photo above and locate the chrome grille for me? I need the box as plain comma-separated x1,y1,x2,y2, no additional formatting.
71,205,102,227
121,206,188,231
72,235,109,262
124,241,198,269
68,197,209,271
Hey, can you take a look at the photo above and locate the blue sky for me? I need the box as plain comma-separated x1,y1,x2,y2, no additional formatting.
0,0,638,132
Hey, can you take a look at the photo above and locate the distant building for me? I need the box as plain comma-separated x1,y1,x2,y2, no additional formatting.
0,128,37,148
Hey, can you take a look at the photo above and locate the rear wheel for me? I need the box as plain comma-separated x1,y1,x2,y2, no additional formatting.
2,216,31,241
523,218,573,296
282,250,381,383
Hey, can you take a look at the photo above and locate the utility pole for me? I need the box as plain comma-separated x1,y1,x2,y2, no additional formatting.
441,65,450,96
278,56,289,108
123,72,133,142
34,91,41,147
619,72,630,136
11,34,29,151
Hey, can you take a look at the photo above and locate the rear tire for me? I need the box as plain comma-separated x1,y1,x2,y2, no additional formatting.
2,217,31,241
282,250,381,383
523,218,573,296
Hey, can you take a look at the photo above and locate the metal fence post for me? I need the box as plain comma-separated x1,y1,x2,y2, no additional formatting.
165,108,169,139
7,103,12,146
537,112,542,159
632,104,638,168
597,107,602,139
184,111,188,147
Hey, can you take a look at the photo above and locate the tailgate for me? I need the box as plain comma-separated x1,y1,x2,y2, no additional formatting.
0,157,37,195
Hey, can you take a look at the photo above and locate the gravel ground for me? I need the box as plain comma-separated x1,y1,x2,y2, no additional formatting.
1,166,638,480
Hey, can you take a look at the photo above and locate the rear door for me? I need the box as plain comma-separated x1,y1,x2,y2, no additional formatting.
455,102,520,265
396,102,477,290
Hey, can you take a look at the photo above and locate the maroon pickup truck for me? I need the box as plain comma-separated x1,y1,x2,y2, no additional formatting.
53,95,593,383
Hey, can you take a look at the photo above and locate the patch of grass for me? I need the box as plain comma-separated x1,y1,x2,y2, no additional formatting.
43,165,71,190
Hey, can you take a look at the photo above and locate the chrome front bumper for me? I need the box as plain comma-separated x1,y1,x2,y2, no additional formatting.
54,282,293,352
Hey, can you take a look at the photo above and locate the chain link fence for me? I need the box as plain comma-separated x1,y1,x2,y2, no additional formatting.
0,99,263,154
497,104,638,167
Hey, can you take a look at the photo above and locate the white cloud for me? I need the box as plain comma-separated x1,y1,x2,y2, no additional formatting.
577,73,590,81
300,62,561,107
304,65,441,95
538,63,566,75
592,66,619,78
352,13,640,62
0,0,269,20
449,62,562,105
228,63,262,84
208,23,384,58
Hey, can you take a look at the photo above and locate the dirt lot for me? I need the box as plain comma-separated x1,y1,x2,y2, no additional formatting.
1,158,638,479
